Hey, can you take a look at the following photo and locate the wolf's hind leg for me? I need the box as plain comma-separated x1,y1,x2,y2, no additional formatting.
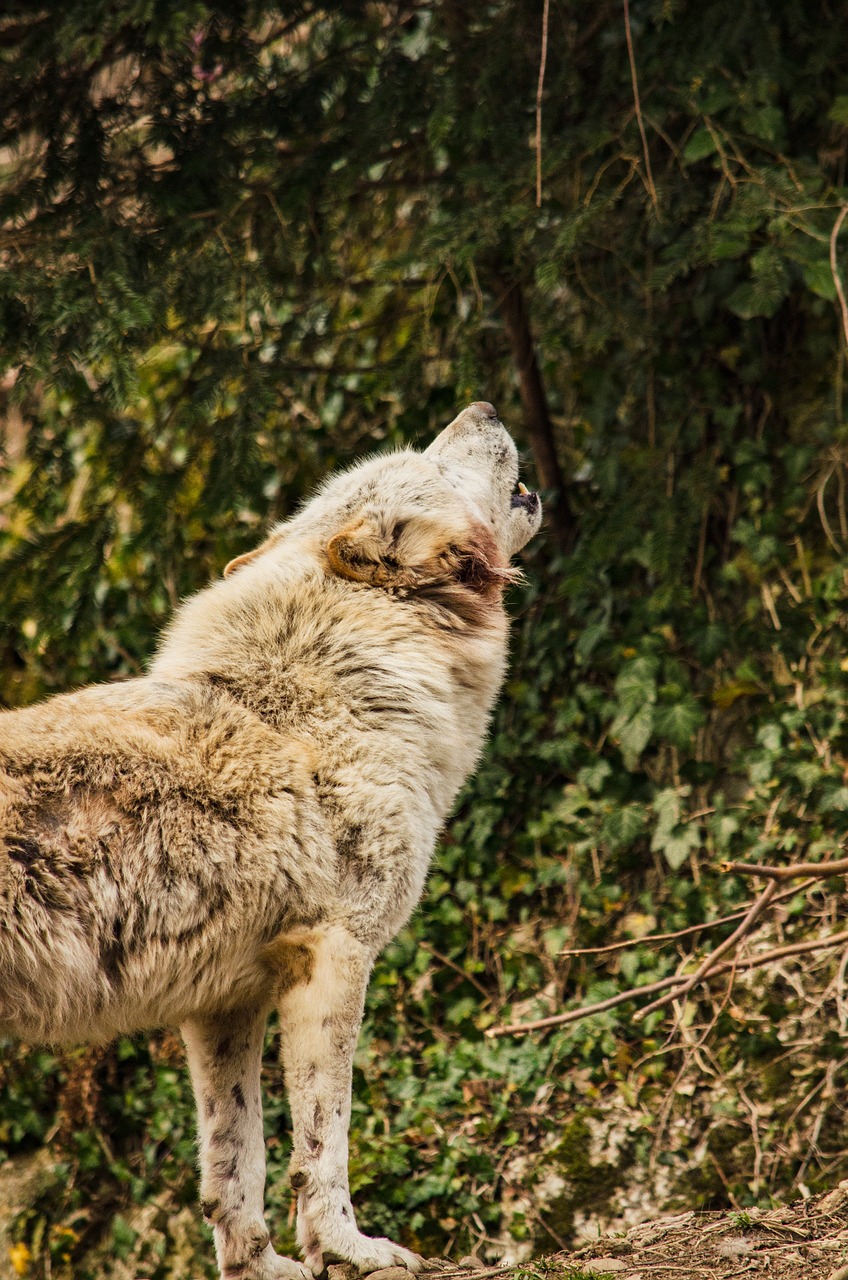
276,925,422,1276
182,1008,310,1280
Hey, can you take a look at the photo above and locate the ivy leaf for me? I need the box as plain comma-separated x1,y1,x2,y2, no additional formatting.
601,803,647,850
683,128,719,162
653,699,705,747
658,828,700,870
612,657,657,766
612,703,654,768
802,260,837,301
577,758,613,793
829,95,848,124
651,788,700,870
614,656,658,713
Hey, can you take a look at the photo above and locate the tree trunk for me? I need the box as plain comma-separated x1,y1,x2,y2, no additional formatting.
491,273,574,551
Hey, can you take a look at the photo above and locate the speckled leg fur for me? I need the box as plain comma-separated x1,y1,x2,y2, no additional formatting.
279,926,422,1274
183,1010,311,1280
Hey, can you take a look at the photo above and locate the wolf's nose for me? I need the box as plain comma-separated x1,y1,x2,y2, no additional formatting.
469,401,498,419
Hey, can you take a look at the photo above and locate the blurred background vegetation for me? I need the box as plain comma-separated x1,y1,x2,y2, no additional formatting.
3,0,848,1275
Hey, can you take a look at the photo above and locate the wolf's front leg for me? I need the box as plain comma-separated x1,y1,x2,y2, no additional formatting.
275,925,422,1276
182,1008,310,1280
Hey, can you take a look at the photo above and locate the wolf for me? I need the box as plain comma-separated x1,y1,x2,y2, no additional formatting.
0,402,542,1280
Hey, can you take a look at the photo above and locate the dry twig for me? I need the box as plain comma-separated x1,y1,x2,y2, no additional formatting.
535,0,550,208
559,878,817,957
623,0,659,215
830,204,848,351
487,927,848,1037
720,857,848,882
488,857,848,1037
633,880,778,1020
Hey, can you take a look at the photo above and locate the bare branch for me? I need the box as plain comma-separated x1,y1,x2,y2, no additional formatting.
622,0,659,215
633,880,778,1021
830,204,848,351
487,927,848,1038
559,878,819,956
535,0,550,208
720,858,848,882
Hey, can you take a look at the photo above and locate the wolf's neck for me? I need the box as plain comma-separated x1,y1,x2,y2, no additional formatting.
150,566,507,818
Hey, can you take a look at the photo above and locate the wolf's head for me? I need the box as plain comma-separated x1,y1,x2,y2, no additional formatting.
224,403,542,608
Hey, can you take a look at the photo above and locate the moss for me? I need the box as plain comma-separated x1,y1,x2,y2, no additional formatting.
759,1058,794,1100
535,1114,628,1251
673,1123,754,1210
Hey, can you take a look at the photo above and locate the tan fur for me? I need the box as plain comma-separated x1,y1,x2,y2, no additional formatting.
0,403,542,1280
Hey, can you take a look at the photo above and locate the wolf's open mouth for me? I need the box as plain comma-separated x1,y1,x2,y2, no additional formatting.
511,482,540,512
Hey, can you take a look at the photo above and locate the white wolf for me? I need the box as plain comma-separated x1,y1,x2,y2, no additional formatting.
0,402,542,1280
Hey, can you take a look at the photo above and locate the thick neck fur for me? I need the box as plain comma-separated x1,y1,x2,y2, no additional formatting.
150,542,509,822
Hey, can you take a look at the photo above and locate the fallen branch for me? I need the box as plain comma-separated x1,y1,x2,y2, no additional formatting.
720,857,848,882
486,927,848,1038
632,880,778,1021
487,856,848,1037
559,878,818,957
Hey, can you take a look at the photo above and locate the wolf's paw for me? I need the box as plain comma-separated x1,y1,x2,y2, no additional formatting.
311,1232,424,1276
223,1242,312,1280
264,1256,313,1280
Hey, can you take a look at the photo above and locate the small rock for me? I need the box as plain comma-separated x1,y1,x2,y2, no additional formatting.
717,1237,754,1259
327,1266,359,1280
457,1259,486,1271
366,1270,420,1280
819,1182,845,1213
820,1186,848,1214
580,1262,627,1275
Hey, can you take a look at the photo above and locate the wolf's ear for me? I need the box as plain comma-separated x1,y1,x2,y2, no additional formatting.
223,529,284,577
223,549,260,577
326,511,406,586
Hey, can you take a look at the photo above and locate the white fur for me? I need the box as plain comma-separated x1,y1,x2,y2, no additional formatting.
0,403,542,1278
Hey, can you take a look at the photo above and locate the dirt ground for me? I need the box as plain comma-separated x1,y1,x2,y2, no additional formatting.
540,1184,848,1279
380,1183,848,1280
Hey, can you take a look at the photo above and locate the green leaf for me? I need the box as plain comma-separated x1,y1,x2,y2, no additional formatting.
653,699,705,746
601,803,647,850
659,828,700,870
614,656,658,712
742,105,783,143
577,758,613,793
802,260,837,301
652,787,681,842
683,128,719,162
829,95,848,124
612,702,654,767
650,787,700,869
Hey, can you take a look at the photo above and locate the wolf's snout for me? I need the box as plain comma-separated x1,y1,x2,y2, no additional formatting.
469,401,498,419
425,402,508,456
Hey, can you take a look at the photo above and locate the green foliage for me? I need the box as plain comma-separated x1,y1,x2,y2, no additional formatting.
4,0,848,1273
